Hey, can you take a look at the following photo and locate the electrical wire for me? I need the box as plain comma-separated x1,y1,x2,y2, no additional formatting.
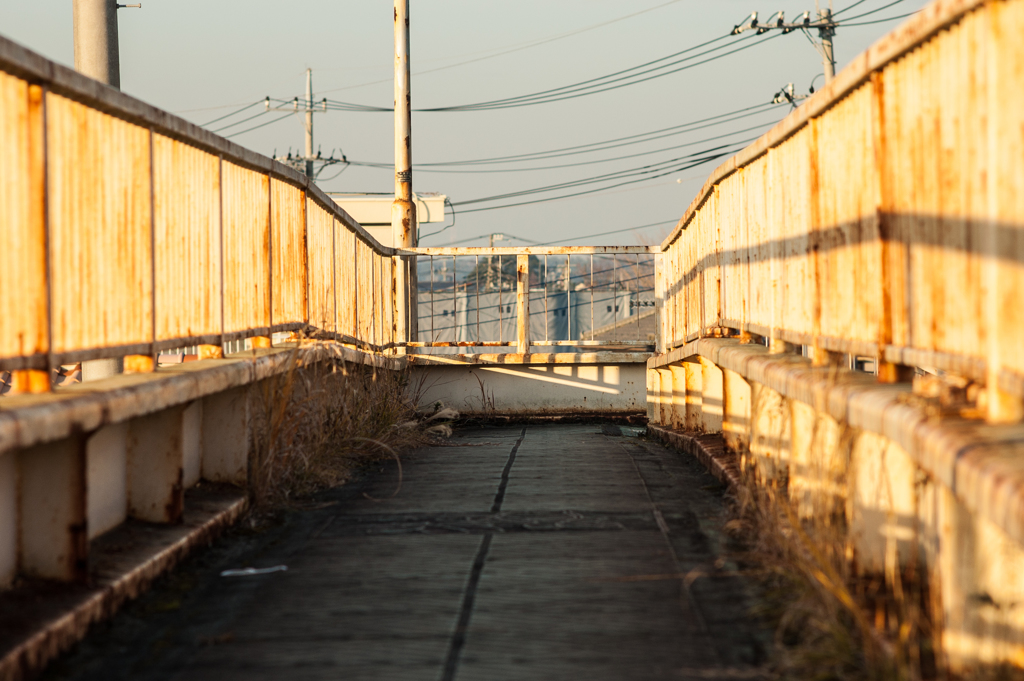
354,126,765,175
346,102,783,170
452,140,748,208
322,33,778,113
210,109,272,133
316,0,687,95
454,150,734,214
419,197,458,241
531,220,676,246
412,34,751,111
833,0,871,15
841,10,919,25
223,113,294,139
199,100,264,127
315,162,351,183
837,0,907,22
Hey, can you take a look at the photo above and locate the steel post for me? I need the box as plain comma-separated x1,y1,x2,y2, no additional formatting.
392,0,417,345
516,254,530,354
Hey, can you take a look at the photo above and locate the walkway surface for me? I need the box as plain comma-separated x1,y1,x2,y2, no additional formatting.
44,424,769,681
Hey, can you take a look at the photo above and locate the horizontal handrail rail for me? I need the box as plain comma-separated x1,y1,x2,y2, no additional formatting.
401,246,657,256
654,0,1024,420
0,35,402,382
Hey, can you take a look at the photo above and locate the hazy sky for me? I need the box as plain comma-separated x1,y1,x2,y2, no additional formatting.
2,0,928,247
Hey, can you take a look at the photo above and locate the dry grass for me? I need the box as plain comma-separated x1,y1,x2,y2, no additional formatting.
248,345,454,508
729,455,935,681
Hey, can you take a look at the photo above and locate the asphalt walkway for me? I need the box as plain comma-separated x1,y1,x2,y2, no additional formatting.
45,424,768,681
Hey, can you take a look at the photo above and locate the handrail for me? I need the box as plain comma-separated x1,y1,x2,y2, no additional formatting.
403,246,656,256
0,34,400,380
654,0,1024,422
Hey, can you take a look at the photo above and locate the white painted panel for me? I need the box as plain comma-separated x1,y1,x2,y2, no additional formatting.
413,363,646,415
86,422,128,540
182,401,202,488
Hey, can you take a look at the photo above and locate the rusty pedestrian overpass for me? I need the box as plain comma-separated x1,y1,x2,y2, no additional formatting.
2,0,1024,677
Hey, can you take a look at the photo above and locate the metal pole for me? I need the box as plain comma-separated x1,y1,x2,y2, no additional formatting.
819,8,836,83
392,0,417,345
516,254,530,354
73,0,120,88
304,68,314,178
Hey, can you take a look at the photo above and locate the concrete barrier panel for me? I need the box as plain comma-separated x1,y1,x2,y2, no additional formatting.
18,437,86,581
86,422,128,540
182,401,202,488
128,407,184,524
0,453,15,587
201,386,250,485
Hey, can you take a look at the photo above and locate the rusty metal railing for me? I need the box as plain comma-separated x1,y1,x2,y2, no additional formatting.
399,246,657,354
0,36,403,392
655,0,1024,423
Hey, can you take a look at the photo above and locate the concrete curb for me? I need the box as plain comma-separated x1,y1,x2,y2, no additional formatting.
647,425,741,491
0,490,247,681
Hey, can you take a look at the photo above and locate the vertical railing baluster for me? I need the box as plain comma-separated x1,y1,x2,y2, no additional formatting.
452,255,457,345
498,254,503,345
612,253,618,334
475,254,480,343
590,254,594,341
544,255,549,344
429,254,434,343
636,253,641,341
565,254,571,343
516,253,529,354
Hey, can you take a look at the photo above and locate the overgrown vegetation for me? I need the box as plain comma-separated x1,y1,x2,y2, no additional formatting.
727,449,935,680
248,345,454,508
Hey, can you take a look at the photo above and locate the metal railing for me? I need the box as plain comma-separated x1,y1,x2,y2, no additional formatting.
655,0,1024,421
0,36,401,392
401,246,656,354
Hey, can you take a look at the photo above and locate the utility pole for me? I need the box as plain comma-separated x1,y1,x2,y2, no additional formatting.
73,0,120,88
732,8,838,84
304,68,315,178
268,71,340,179
486,233,505,291
392,0,417,345
818,8,836,82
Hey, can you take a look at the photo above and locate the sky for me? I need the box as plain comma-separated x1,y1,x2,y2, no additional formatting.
1,0,929,247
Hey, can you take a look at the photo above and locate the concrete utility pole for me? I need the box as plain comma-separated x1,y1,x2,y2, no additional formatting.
73,0,121,88
731,8,839,84
304,68,315,178
818,8,836,83
268,72,335,179
392,0,417,344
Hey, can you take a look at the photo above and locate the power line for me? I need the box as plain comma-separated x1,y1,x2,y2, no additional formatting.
838,0,907,21
412,34,749,111
344,107,782,175
316,0,687,95
452,137,753,208
223,113,294,139
532,220,677,246
210,108,272,133
833,0,871,15
453,150,735,214
353,124,768,175
321,32,778,113
412,103,782,167
199,100,264,127
841,10,918,25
